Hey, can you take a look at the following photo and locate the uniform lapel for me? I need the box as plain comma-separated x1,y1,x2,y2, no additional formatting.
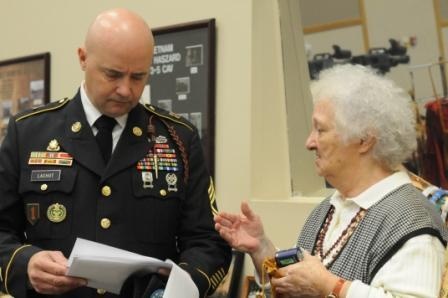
58,94,105,176
103,105,151,181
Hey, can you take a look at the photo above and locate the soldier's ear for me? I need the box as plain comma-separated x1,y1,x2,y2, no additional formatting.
78,47,87,71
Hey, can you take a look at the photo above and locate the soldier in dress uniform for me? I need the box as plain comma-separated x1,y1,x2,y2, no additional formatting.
0,8,231,298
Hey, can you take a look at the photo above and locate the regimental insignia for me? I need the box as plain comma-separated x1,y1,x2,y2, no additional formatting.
142,171,154,189
155,135,168,144
71,121,82,133
26,203,40,225
166,173,178,192
133,127,143,137
46,203,66,223
47,139,60,152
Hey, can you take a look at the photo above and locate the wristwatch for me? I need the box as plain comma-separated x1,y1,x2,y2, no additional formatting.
326,278,345,298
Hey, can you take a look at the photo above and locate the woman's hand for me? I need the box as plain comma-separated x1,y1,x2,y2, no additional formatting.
214,201,267,254
270,250,343,298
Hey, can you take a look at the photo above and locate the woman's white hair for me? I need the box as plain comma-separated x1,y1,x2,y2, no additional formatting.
310,64,416,170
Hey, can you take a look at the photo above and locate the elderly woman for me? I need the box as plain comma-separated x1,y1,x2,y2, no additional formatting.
215,64,448,298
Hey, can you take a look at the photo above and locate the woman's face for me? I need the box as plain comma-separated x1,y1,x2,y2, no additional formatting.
305,100,360,182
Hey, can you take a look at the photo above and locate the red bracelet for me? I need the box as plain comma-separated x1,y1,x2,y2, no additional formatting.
326,278,346,298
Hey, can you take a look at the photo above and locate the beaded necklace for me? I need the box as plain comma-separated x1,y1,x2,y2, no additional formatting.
314,205,367,267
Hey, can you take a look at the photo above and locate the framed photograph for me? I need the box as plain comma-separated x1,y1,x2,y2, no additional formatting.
241,275,272,298
0,52,51,143
185,44,204,67
209,250,245,298
146,19,216,176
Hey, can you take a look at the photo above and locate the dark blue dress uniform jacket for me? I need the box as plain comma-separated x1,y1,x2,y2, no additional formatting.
0,93,231,297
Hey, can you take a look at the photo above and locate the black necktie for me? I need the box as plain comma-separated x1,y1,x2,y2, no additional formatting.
94,115,117,163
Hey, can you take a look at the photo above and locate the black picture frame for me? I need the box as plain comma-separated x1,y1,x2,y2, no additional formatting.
0,52,51,143
146,19,216,176
209,250,245,298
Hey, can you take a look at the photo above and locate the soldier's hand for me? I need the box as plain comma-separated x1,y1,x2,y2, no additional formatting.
28,250,86,294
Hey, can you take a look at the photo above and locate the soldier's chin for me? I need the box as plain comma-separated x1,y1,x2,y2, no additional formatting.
105,104,132,117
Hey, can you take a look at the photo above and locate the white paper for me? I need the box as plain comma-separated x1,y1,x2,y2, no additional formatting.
164,260,199,298
67,238,172,294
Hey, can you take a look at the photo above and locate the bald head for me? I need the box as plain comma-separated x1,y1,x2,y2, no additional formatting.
85,8,154,54
78,8,155,117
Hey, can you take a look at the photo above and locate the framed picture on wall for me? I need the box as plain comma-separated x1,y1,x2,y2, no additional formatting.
0,52,51,143
145,19,216,176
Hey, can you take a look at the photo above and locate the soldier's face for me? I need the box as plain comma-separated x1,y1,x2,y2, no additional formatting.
78,43,153,117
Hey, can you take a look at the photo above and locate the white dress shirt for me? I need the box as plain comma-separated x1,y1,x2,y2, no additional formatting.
80,82,127,152
328,171,445,298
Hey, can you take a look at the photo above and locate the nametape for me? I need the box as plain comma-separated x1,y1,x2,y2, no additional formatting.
31,170,62,182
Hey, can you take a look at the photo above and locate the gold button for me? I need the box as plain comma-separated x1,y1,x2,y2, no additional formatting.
71,121,82,133
97,288,106,295
132,127,142,136
100,218,111,229
160,189,167,196
101,186,112,197
40,184,48,191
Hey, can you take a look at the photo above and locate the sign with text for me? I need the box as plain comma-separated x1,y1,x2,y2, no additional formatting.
145,19,216,176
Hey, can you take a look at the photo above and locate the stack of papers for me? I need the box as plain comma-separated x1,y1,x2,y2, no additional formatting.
67,238,198,297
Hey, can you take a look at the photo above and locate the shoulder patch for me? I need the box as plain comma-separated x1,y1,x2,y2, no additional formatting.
143,104,194,131
16,98,71,122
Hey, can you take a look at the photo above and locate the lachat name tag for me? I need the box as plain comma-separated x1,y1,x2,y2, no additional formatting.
31,170,61,182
